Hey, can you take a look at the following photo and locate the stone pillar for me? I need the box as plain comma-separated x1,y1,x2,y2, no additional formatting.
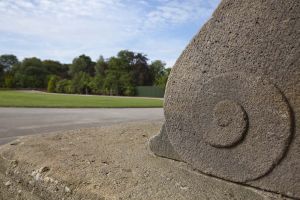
150,0,300,198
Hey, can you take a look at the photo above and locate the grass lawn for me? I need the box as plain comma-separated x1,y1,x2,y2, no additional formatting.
0,90,163,108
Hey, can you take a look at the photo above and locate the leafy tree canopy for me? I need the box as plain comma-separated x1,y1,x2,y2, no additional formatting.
43,60,68,78
14,57,49,88
95,56,108,76
0,54,19,70
1,50,170,96
69,54,95,76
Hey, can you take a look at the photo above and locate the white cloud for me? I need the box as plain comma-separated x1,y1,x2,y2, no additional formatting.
0,0,220,66
144,0,219,28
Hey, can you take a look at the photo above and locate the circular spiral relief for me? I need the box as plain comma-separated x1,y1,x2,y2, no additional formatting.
165,73,292,182
204,100,248,148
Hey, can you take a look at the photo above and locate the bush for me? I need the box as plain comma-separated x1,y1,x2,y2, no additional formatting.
89,75,104,94
123,86,135,96
47,75,59,93
55,79,70,93
71,72,91,94
4,74,14,88
64,80,73,94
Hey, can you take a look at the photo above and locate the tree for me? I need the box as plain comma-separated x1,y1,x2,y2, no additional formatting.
155,68,171,89
119,73,135,96
149,60,166,84
0,65,4,87
69,55,95,77
0,55,18,87
43,60,68,78
0,54,19,71
56,79,72,93
131,52,151,86
4,73,14,88
103,56,135,96
89,75,104,94
117,50,135,71
14,57,49,88
103,70,120,95
115,50,151,86
71,72,91,94
103,59,121,95
0,50,167,95
95,56,108,76
47,75,60,92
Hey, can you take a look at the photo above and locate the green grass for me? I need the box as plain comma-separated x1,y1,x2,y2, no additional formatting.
0,90,163,108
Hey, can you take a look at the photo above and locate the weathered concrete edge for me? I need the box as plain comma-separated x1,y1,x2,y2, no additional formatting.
187,165,299,200
149,124,182,161
0,153,293,200
0,152,103,200
0,123,296,200
1,151,294,200
148,128,298,200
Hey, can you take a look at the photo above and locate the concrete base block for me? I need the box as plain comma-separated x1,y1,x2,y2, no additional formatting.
0,122,291,200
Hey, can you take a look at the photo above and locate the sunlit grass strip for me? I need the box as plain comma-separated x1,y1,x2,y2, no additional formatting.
0,90,163,108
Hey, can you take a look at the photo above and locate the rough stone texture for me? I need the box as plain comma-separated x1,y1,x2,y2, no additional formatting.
170,72,292,183
150,0,300,199
0,123,292,200
149,124,181,161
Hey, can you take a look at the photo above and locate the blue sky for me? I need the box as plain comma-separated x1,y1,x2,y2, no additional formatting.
0,0,220,67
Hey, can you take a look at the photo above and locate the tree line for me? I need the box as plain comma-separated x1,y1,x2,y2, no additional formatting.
0,50,171,96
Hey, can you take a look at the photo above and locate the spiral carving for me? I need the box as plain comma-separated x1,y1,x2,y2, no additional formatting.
204,100,248,148
165,73,292,182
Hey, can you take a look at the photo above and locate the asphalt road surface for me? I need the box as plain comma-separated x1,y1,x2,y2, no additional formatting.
0,108,164,145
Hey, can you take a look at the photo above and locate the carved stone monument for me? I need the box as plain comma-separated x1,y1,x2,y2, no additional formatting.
150,0,300,199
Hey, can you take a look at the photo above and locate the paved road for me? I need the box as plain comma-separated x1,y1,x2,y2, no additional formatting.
0,108,164,145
